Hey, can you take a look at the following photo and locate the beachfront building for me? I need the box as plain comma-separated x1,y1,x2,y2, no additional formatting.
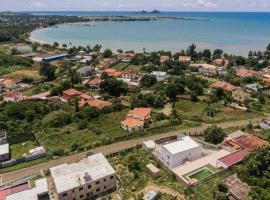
155,136,202,169
50,153,116,200
151,71,167,81
5,178,50,200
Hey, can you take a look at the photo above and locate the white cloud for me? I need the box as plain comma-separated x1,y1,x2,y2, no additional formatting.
30,2,48,8
198,0,216,8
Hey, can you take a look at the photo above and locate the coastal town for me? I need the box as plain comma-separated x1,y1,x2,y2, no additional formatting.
0,10,270,200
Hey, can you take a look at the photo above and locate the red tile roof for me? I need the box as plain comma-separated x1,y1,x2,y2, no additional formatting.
121,118,144,128
63,89,82,96
233,134,269,152
87,99,112,109
5,91,22,98
0,183,29,200
89,77,101,87
236,68,253,78
210,81,237,92
218,150,249,167
128,108,152,120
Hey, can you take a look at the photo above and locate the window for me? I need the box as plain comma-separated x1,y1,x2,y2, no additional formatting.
96,188,100,192
103,178,106,182
79,187,83,191
167,155,170,159
72,190,74,193
88,184,91,189
104,186,107,189
62,193,67,197
110,176,114,179
80,195,84,199
96,181,100,185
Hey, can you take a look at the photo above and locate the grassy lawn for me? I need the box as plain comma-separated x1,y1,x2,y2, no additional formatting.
36,109,129,154
10,140,39,159
191,171,234,200
108,149,186,199
112,62,130,70
254,129,270,141
4,69,41,81
175,99,263,124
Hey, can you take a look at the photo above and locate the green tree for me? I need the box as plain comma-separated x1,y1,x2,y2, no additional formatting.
204,125,225,144
39,62,56,81
102,49,113,58
140,75,157,87
100,78,128,97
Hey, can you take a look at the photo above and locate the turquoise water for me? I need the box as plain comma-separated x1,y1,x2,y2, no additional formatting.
30,12,270,56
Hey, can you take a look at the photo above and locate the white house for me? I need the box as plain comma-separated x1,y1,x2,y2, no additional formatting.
151,71,167,81
156,136,202,169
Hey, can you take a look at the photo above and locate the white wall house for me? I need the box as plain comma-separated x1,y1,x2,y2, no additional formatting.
151,71,167,81
157,136,202,169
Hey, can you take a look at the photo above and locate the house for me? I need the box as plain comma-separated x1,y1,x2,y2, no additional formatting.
127,108,152,123
86,99,112,109
232,89,250,104
103,69,122,78
121,108,152,132
179,56,191,63
236,68,254,78
224,174,250,200
118,52,136,62
88,77,102,88
213,58,229,66
190,64,217,76
216,66,228,77
4,91,23,102
99,58,119,69
50,153,116,200
0,78,17,90
216,150,249,169
79,55,93,64
121,70,139,81
5,178,50,200
121,118,145,132
260,118,270,129
62,89,82,100
0,133,10,162
221,133,269,152
151,71,167,81
156,136,202,169
210,81,237,92
76,66,95,77
160,55,170,63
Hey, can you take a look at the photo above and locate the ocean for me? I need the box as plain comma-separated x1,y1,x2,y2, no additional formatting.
29,12,270,56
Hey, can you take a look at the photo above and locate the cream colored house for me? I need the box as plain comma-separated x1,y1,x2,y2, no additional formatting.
50,153,116,200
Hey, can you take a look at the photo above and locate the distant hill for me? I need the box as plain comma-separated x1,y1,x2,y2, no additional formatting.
135,10,161,14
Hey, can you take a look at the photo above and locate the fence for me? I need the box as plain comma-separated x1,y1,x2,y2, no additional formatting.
0,152,46,168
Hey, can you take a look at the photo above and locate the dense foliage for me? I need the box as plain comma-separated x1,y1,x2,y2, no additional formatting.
203,126,225,144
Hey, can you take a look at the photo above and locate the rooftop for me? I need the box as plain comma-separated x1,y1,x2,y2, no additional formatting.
210,81,237,92
233,134,269,152
218,150,249,167
0,143,9,155
163,136,201,155
6,178,49,200
63,89,82,96
128,108,152,120
121,118,144,128
50,153,115,194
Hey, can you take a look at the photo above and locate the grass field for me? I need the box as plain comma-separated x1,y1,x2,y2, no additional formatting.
175,99,263,124
4,69,41,81
10,140,39,159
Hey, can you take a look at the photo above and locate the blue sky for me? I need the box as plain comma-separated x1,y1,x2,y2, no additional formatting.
1,0,270,12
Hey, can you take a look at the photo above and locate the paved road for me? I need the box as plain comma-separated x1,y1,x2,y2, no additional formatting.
0,118,262,184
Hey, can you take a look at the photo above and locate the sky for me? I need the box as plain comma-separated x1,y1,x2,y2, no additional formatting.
1,0,270,12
